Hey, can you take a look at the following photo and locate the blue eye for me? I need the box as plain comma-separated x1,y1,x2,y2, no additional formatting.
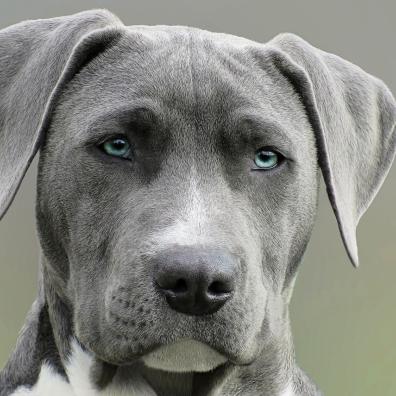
254,148,281,170
101,137,131,159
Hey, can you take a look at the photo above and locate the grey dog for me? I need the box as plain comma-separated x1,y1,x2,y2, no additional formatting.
0,8,395,396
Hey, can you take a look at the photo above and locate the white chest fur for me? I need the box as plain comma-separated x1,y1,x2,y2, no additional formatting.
10,339,155,396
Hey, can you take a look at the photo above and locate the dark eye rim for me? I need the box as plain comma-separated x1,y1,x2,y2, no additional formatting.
251,146,286,171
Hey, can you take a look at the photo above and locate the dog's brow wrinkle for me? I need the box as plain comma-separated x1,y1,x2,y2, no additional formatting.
85,102,161,135
187,31,200,130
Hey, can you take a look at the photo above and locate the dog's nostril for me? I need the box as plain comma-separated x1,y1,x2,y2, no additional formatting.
156,277,188,294
172,278,188,293
207,280,231,295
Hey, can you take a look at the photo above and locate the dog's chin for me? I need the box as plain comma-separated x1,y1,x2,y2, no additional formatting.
83,336,249,371
140,338,228,372
78,324,260,369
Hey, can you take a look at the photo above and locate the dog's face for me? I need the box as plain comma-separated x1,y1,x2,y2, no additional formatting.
36,29,319,368
1,11,393,380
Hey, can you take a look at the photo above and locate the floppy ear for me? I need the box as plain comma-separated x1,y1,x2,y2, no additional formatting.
265,33,396,267
0,9,124,220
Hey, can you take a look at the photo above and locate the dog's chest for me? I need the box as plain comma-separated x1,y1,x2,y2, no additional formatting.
10,363,156,396
10,341,156,396
10,366,295,396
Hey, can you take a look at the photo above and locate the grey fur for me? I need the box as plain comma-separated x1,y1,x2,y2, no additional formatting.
0,9,395,396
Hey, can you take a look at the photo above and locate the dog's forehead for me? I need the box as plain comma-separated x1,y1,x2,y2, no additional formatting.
124,24,257,56
56,26,309,146
83,25,267,104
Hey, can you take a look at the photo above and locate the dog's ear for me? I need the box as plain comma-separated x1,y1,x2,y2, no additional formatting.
265,33,396,267
0,9,124,220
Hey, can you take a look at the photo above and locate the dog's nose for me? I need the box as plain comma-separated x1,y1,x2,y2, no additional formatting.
153,247,237,316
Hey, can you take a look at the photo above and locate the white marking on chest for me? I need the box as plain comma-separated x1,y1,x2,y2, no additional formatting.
279,382,295,396
10,339,154,396
10,364,72,396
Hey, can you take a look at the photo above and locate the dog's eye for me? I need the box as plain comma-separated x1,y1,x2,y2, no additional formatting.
101,137,131,159
253,148,282,170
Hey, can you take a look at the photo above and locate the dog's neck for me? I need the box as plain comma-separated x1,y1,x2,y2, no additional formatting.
1,263,319,396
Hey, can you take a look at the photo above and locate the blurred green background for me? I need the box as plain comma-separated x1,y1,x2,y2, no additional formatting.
0,1,395,395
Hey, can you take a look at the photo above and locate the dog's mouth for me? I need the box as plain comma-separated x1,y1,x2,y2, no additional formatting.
86,339,234,391
78,293,262,369
83,334,248,370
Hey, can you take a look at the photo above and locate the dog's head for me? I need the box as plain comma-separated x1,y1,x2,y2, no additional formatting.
0,10,395,371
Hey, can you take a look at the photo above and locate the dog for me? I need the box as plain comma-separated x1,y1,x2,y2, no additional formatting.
0,8,395,396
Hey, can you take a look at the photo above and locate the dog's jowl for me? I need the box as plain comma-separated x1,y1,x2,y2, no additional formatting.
0,9,395,396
